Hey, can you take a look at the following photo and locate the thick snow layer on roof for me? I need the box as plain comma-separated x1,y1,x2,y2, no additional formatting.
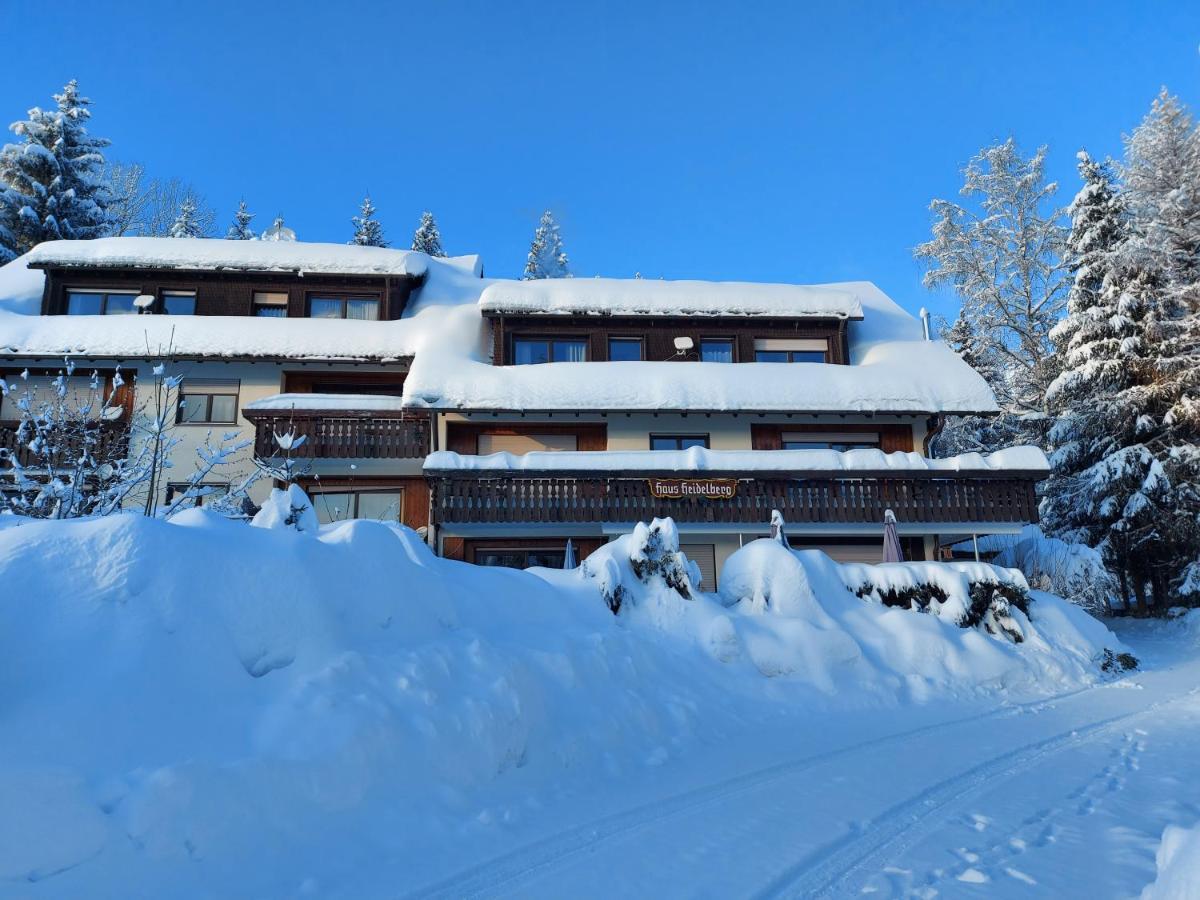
478,277,863,319
245,393,407,412
424,446,1049,473
0,254,485,361
405,352,997,414
23,237,429,277
0,255,45,315
407,280,998,414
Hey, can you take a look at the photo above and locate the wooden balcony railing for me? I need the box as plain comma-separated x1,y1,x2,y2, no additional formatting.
428,470,1043,527
0,420,131,468
243,409,431,460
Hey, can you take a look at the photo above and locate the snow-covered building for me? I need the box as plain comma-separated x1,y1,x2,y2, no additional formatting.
0,237,1048,583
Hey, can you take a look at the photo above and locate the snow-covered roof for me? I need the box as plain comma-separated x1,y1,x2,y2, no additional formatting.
23,237,429,277
0,252,484,361
478,277,863,318
424,446,1050,474
405,279,999,415
245,393,407,412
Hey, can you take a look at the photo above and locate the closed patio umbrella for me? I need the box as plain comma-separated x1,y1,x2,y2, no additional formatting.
882,509,904,563
563,539,577,569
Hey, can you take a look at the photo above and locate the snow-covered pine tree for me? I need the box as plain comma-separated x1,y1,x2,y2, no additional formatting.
915,140,1068,455
523,210,571,279
226,199,255,240
350,195,387,247
411,211,446,256
0,80,113,262
1045,147,1199,612
168,196,205,238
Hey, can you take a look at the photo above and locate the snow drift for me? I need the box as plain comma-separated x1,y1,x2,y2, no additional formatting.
0,511,1121,896
1141,821,1200,900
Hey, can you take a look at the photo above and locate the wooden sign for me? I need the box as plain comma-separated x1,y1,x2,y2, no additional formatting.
647,478,738,499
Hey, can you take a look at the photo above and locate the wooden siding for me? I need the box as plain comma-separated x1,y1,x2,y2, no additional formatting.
488,313,850,366
445,422,607,455
750,422,914,453
41,267,420,322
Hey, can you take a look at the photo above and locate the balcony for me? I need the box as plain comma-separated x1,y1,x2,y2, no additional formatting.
243,408,431,460
425,449,1047,528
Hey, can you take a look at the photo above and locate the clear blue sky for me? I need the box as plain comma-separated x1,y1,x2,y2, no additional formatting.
3,1,1198,319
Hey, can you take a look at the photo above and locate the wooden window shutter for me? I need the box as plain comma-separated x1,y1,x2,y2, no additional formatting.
751,424,783,450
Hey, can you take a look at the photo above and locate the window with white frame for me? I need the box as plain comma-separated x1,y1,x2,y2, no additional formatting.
176,380,240,424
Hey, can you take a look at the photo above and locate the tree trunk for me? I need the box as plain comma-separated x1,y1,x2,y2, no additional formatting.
1132,577,1149,618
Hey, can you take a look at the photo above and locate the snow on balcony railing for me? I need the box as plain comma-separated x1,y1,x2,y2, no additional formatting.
423,446,1050,476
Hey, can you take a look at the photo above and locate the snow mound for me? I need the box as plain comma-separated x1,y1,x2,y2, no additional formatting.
0,254,45,315
1141,822,1200,899
0,513,1123,895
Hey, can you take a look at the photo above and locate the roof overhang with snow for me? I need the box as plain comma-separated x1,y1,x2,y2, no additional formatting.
24,238,429,278
478,278,865,319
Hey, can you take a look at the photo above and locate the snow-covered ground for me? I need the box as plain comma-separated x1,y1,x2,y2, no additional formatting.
0,511,1197,899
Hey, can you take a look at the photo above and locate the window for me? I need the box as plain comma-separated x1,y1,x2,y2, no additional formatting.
700,339,734,363
679,544,717,590
309,295,380,320
474,547,567,569
477,433,578,454
781,431,880,451
308,380,405,397
176,380,240,424
311,488,404,524
650,434,710,451
66,290,138,315
254,292,289,318
161,291,196,315
512,337,588,364
607,337,643,361
754,338,828,363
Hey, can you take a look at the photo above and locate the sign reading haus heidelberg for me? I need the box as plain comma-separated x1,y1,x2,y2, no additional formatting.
647,478,739,500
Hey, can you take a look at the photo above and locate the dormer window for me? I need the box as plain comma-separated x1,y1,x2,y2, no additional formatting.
513,337,587,364
754,338,828,363
161,291,196,315
309,295,380,320
66,290,138,315
253,292,289,318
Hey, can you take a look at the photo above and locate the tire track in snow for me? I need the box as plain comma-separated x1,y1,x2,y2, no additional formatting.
402,685,1103,900
755,685,1200,899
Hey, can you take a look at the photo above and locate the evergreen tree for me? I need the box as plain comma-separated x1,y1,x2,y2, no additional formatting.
523,210,571,279
168,196,205,238
225,199,255,240
916,140,1068,454
350,194,387,247
0,80,113,261
411,211,445,256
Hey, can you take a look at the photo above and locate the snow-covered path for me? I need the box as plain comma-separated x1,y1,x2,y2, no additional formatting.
409,624,1200,899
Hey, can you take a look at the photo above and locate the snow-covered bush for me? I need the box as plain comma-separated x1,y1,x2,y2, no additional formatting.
581,517,698,614
251,484,318,533
984,526,1118,615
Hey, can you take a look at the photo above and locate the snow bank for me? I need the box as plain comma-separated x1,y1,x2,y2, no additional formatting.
1141,822,1200,899
24,237,428,276
479,277,863,319
0,516,1117,893
424,445,1049,473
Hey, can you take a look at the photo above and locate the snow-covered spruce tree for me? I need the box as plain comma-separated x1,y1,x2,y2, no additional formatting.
1045,147,1198,612
350,195,387,247
410,210,445,256
0,80,113,262
523,210,571,279
915,140,1069,454
168,195,206,238
226,199,255,240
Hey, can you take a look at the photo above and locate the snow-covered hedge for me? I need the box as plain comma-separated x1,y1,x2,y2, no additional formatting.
1141,821,1200,899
